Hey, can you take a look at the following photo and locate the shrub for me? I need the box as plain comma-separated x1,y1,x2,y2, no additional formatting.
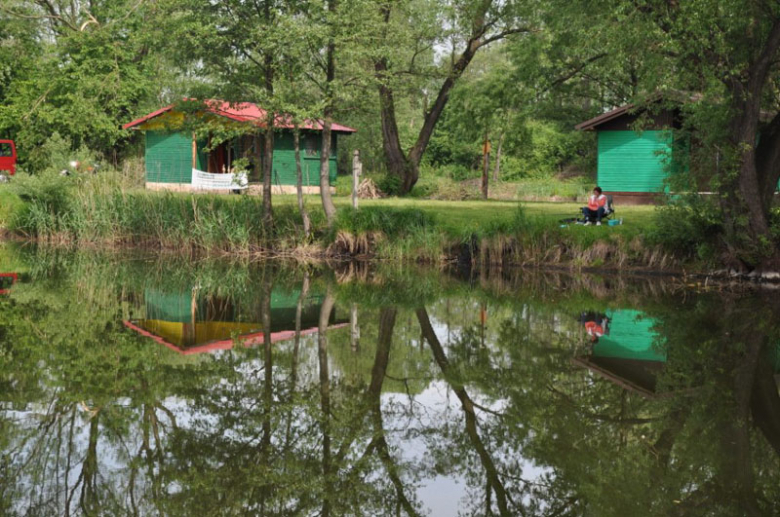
377,174,402,196
647,195,723,260
334,206,436,238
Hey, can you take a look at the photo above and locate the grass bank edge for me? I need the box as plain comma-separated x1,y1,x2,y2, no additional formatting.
0,181,718,269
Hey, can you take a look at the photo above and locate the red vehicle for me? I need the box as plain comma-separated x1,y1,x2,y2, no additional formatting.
0,273,17,295
0,140,16,176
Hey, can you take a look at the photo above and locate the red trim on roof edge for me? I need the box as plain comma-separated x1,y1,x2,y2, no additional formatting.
123,100,357,133
575,103,638,131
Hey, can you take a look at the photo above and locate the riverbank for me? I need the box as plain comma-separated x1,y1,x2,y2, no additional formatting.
0,176,740,276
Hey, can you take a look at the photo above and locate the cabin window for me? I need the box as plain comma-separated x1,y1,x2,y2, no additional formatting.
0,143,12,157
305,135,318,157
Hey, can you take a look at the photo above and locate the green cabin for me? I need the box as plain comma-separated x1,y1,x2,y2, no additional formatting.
123,100,356,192
576,102,681,201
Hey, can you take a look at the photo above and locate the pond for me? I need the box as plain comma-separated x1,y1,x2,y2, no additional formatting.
0,245,779,516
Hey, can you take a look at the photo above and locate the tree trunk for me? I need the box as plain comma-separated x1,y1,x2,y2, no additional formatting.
374,2,513,195
262,122,274,231
319,119,337,225
319,0,338,225
262,29,275,231
481,132,490,200
375,54,413,191
293,126,311,238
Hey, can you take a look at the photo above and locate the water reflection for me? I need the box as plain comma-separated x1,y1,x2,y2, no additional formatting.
0,248,778,516
575,309,666,397
124,285,347,354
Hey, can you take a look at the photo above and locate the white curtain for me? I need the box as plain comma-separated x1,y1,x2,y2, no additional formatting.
191,168,248,190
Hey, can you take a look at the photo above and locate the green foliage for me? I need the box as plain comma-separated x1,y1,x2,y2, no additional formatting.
501,119,594,179
334,206,436,238
27,132,101,174
648,195,723,260
9,171,76,224
7,172,319,249
0,1,172,169
771,206,780,242
376,174,403,196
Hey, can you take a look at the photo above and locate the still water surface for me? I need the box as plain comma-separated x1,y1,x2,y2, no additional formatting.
0,246,779,516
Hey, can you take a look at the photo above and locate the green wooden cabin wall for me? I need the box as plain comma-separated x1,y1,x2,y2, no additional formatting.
597,130,673,193
271,131,337,186
144,130,338,186
145,131,198,184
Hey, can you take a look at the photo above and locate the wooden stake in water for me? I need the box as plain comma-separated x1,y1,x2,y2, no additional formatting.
352,150,362,209
350,303,360,352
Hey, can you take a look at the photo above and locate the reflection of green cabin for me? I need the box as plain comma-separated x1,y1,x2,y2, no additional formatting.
575,308,780,397
124,287,347,355
574,309,666,397
122,100,356,193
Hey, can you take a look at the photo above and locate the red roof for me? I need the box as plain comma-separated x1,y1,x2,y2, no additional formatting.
123,99,357,133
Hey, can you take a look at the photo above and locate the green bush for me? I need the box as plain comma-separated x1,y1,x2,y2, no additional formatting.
334,206,436,237
770,206,780,242
377,174,402,196
26,132,102,175
647,195,723,260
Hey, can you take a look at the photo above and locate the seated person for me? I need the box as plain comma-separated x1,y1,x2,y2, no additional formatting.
582,186,608,226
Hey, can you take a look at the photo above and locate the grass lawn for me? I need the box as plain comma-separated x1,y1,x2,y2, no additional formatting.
277,194,659,236
0,179,659,245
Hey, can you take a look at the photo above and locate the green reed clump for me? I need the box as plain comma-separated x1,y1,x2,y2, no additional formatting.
329,206,448,260
333,206,436,237
9,172,312,252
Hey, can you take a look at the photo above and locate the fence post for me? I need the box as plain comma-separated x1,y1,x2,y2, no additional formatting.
352,149,362,209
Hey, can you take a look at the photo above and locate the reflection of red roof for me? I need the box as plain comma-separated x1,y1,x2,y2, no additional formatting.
123,320,349,355
123,99,357,133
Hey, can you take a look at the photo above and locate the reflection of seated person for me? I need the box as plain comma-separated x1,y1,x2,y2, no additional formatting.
584,320,605,343
582,187,607,226
580,311,610,344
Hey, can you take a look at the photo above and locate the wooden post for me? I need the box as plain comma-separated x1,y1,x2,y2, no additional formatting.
481,136,490,200
352,149,362,209
192,134,197,169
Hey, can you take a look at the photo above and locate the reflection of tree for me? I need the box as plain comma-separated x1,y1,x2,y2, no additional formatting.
367,308,420,516
2,246,780,515
318,288,335,517
417,307,511,516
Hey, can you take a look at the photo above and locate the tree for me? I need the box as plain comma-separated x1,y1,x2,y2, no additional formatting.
373,0,533,194
0,0,169,169
167,0,304,229
637,0,780,268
